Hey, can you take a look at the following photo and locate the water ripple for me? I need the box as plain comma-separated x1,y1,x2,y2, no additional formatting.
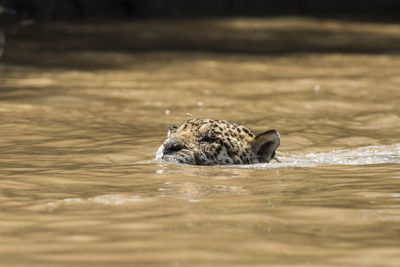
236,144,400,169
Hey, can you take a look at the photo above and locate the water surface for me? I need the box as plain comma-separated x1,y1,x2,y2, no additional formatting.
1,18,400,266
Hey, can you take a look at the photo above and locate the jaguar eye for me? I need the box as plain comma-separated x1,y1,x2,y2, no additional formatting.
199,136,218,143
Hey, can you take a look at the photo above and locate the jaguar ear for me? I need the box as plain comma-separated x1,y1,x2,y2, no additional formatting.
251,129,280,163
167,126,178,138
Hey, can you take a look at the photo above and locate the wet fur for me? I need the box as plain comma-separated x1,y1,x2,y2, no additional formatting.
156,118,280,165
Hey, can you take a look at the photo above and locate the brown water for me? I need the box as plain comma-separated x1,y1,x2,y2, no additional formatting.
1,18,400,266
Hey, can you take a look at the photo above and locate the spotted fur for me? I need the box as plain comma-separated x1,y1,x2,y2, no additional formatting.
156,118,280,165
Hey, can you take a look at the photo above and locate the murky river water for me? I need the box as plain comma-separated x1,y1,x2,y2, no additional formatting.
1,18,400,266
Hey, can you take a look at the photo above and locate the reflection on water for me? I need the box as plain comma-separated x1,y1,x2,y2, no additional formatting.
1,18,400,266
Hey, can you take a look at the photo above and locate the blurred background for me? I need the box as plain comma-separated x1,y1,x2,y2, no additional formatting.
2,0,400,21
1,0,400,60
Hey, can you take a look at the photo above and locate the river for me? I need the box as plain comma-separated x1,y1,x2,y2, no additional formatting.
1,17,400,266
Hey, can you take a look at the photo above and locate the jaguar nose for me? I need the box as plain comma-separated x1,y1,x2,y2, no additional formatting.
163,139,184,154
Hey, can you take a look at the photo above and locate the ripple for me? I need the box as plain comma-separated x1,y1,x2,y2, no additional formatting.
231,144,400,169
46,194,143,210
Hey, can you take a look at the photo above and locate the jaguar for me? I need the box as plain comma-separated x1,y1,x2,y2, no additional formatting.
156,118,280,165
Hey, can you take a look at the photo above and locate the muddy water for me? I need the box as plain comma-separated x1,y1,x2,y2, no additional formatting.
1,18,400,266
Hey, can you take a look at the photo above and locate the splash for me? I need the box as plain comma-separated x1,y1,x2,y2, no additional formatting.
232,144,400,169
